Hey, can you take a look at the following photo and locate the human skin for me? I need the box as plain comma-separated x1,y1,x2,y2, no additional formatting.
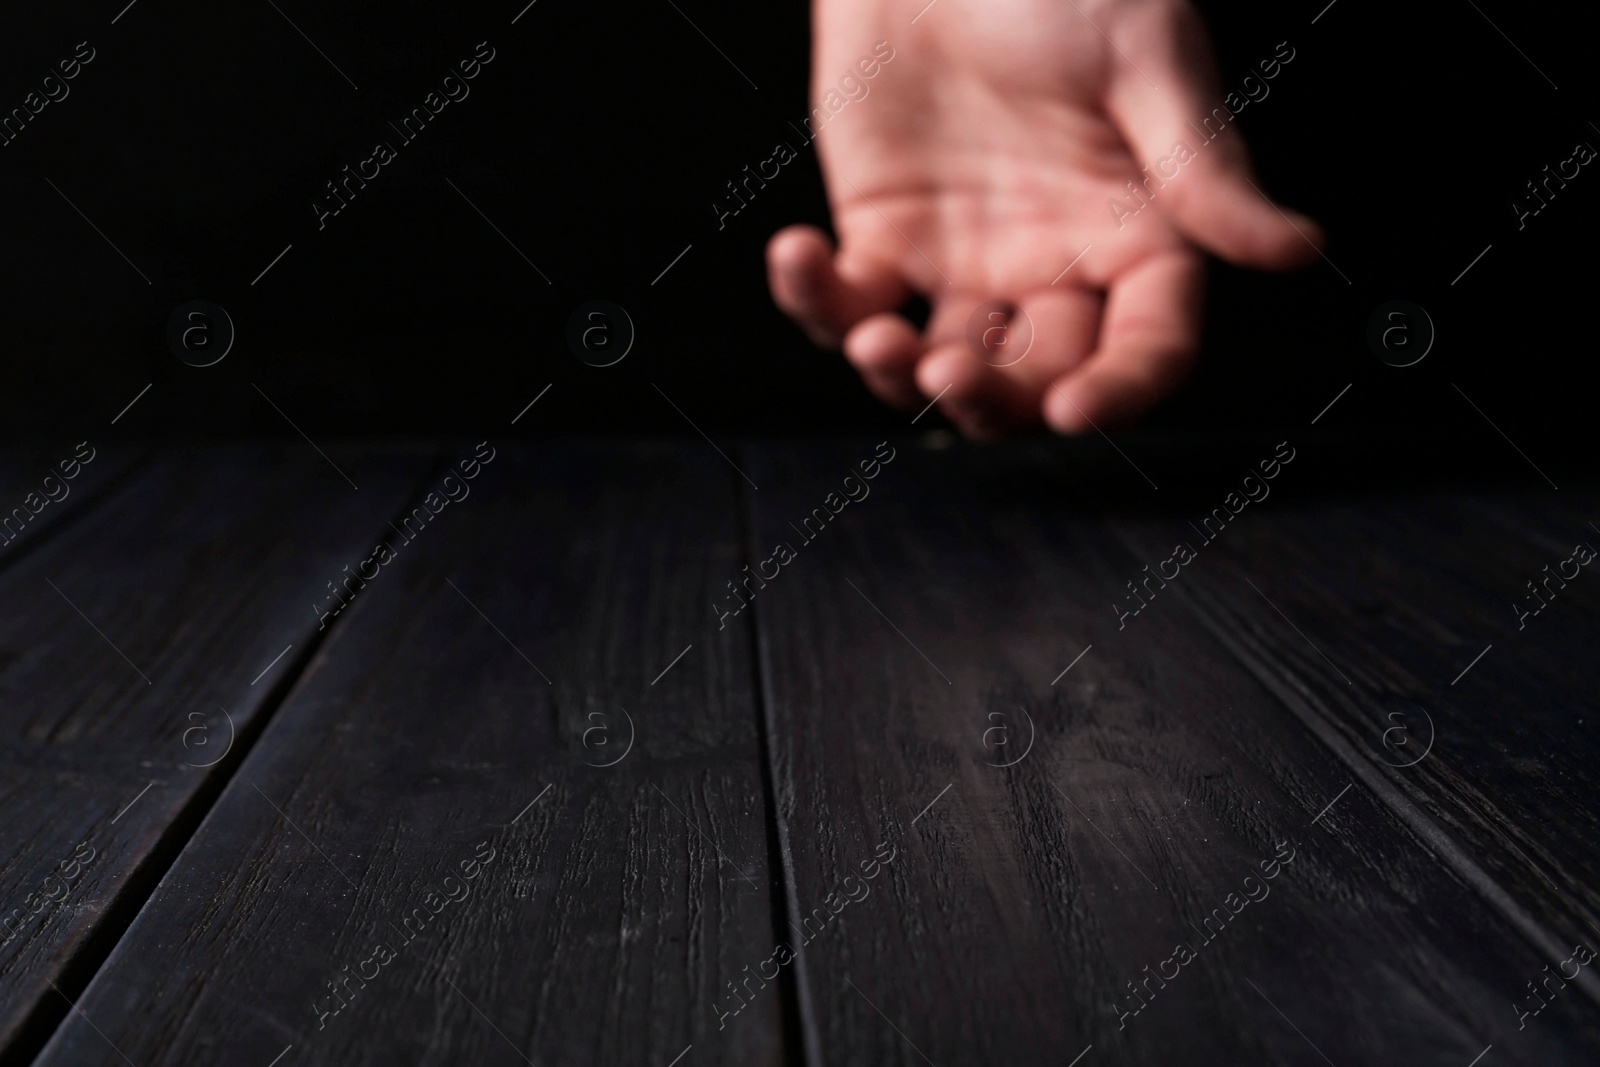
767,0,1324,438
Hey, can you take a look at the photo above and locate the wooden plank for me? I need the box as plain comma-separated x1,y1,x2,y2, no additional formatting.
0,443,144,564
34,443,784,1067
1110,458,1600,954
0,443,433,1064
745,438,1600,1066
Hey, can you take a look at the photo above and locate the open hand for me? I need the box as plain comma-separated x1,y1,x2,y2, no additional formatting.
768,0,1324,437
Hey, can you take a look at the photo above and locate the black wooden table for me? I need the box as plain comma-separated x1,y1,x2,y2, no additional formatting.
0,436,1596,1066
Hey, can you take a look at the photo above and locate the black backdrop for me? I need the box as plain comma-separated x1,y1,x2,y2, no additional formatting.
0,0,1594,444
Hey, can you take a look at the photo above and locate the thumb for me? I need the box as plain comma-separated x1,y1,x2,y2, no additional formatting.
1102,4,1323,269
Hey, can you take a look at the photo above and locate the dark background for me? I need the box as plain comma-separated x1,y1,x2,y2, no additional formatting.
0,0,1594,445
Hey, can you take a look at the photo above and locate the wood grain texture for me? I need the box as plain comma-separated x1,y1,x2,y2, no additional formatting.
745,438,1600,1067
33,443,786,1067
1109,463,1600,964
0,443,433,1064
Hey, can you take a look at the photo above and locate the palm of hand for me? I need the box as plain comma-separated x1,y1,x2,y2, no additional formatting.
769,0,1321,436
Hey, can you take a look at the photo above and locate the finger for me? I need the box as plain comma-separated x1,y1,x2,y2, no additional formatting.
916,290,1063,437
914,289,1101,437
843,312,924,409
1044,252,1203,434
1102,6,1323,269
916,340,1040,440
918,291,1036,436
1008,287,1103,390
767,225,909,347
924,289,988,346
